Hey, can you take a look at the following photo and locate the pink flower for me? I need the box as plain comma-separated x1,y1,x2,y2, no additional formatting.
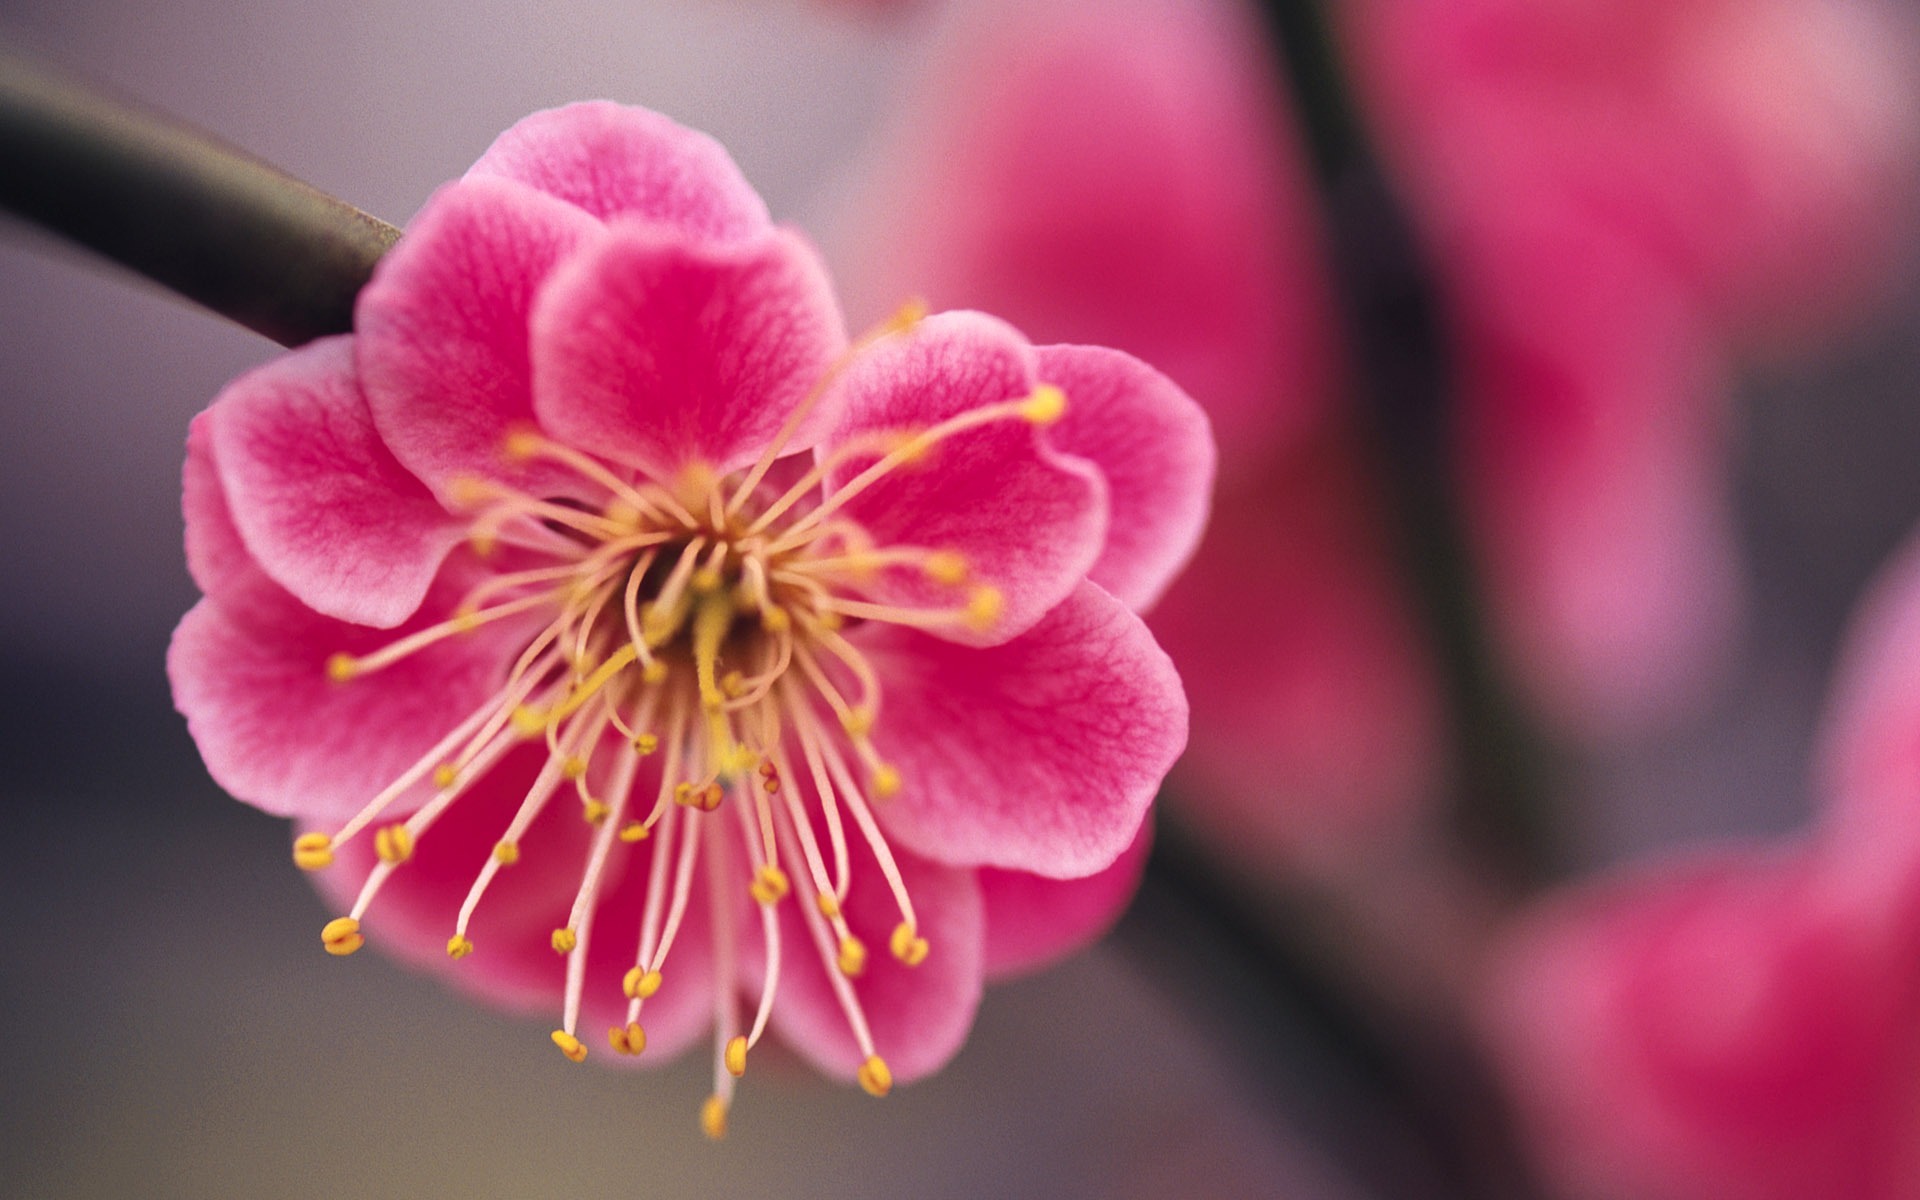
831,0,1447,860
167,102,1208,1132
1346,0,1918,732
832,0,1918,860
1481,534,1920,1200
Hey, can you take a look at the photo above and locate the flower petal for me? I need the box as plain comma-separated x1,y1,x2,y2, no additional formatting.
1035,344,1214,614
205,336,464,628
182,409,280,614
863,581,1184,878
1482,850,1902,1200
818,311,1106,646
755,822,984,1086
529,223,848,479
355,175,603,502
467,101,771,240
979,820,1151,981
168,556,535,824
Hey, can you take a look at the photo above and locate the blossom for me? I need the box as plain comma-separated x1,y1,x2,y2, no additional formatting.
1480,532,1920,1200
830,0,1446,860
167,102,1207,1133
831,0,1917,864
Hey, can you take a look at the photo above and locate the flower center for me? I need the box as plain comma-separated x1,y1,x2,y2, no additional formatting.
291,315,1068,1134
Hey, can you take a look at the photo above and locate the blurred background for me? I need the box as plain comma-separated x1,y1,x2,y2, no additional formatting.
2,1,1918,1197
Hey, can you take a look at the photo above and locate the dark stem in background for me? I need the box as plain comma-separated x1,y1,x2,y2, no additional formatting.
1248,2,1560,886
1236,2,1561,1199
0,50,398,348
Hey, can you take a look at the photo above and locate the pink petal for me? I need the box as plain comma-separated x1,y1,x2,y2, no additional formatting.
1482,849,1905,1200
205,336,464,628
529,223,848,479
862,581,1184,879
355,176,603,501
829,0,1338,474
467,101,771,241
979,820,1152,981
1036,344,1214,614
755,817,984,1086
182,410,281,614
168,556,537,824
1454,212,1740,740
1149,445,1445,863
817,311,1106,646
1814,530,1920,916
309,746,719,1063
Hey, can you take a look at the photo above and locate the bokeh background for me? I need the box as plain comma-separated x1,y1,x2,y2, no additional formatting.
2,1,1917,1197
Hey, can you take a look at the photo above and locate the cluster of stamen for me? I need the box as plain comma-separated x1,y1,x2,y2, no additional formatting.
295,312,1068,1135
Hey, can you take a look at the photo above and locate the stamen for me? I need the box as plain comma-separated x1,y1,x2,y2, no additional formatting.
769,388,1066,553
550,1030,588,1063
321,916,364,956
724,297,928,520
293,832,333,871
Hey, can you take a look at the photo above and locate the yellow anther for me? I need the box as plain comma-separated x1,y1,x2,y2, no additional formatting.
493,840,521,865
624,967,664,1000
857,1055,894,1098
760,606,792,634
502,427,545,461
924,550,969,585
817,891,841,919
618,820,650,843
325,653,359,684
642,660,669,685
1019,383,1068,425
700,1094,729,1141
675,782,696,807
321,917,364,957
582,800,611,825
469,531,497,558
720,670,746,698
762,774,781,795
817,611,844,632
890,922,929,967
446,935,474,960
510,706,548,738
447,475,493,507
632,732,660,755
884,296,929,334
609,1022,647,1055
433,763,459,789
699,782,724,812
551,927,578,954
871,763,902,799
840,706,875,738
725,1035,748,1078
965,586,1004,631
292,832,334,871
561,756,589,780
450,609,482,634
374,823,414,864
749,865,791,906
603,498,641,528
691,567,724,593
550,1029,587,1063
837,935,868,978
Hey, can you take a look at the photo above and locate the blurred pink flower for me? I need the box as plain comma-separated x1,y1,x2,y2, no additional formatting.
168,102,1206,1132
832,0,1447,862
1348,0,1919,733
833,0,1918,864
1482,534,1920,1200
